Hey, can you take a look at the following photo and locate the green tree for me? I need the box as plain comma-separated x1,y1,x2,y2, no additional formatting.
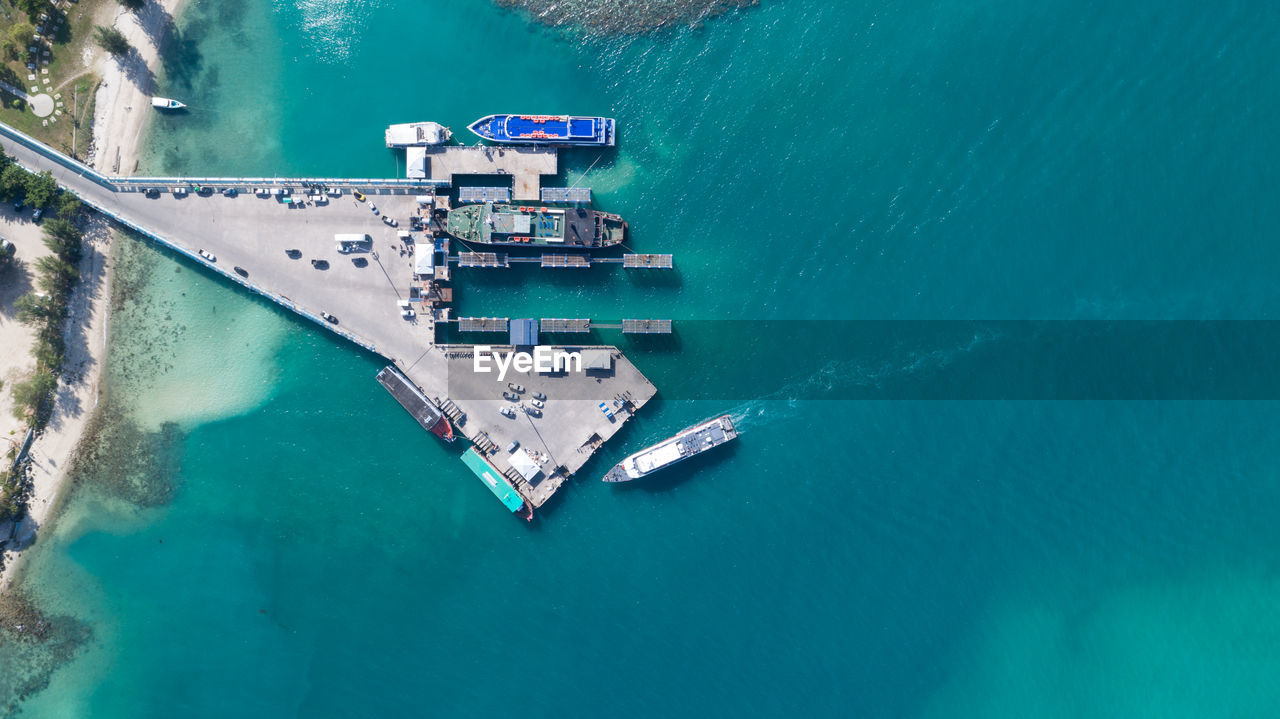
34,254,77,295
53,192,82,220
14,0,47,23
24,170,57,209
14,293,61,326
95,26,131,57
42,218,82,262
9,23,35,50
117,0,145,10
10,370,58,423
0,163,27,201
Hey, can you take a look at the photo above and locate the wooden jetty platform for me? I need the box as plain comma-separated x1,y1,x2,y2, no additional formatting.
541,187,591,203
623,253,674,269
540,318,591,333
622,319,673,334
458,252,508,268
457,317,510,333
541,254,591,268
458,186,511,203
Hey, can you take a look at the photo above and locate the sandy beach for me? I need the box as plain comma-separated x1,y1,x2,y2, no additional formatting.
0,0,183,591
0,218,112,593
89,0,185,176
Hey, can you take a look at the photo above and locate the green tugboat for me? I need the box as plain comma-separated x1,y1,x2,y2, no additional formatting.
444,203,626,248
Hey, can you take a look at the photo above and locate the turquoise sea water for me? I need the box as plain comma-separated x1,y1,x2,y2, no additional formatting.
7,0,1280,715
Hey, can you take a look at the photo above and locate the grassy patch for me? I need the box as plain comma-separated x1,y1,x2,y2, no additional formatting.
0,0,110,157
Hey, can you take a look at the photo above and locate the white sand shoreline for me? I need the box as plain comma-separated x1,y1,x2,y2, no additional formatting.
0,0,185,593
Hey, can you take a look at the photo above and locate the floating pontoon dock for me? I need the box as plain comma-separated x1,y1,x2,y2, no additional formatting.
540,318,592,333
621,319,673,334
458,186,511,203
541,187,591,204
458,317,511,333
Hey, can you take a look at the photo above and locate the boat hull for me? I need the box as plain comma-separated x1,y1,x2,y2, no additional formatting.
444,203,625,248
468,114,615,147
602,415,738,483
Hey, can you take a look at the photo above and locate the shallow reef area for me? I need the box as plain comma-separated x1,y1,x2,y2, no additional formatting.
494,0,758,34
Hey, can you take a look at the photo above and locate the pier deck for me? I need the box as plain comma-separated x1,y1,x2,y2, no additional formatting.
0,123,655,515
423,146,557,201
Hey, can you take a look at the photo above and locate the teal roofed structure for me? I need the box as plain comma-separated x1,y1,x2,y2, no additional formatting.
461,448,525,513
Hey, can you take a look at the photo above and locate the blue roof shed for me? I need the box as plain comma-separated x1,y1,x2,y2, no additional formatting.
510,318,538,346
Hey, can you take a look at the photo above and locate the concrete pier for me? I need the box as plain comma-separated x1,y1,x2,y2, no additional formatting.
423,145,557,201
0,122,656,516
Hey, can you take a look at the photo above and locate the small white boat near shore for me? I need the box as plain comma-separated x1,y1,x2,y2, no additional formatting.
151,97,187,110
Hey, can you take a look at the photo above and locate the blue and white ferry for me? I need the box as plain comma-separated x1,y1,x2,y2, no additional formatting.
467,114,615,147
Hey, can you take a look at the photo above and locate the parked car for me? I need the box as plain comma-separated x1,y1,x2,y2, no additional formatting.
233,266,248,277
197,249,215,261
144,188,161,198
369,204,379,215
532,391,546,401
508,383,525,393
353,191,366,202
499,406,516,419
320,312,339,324
310,259,329,270
31,208,43,222
285,248,302,259
529,398,544,409
381,216,397,227
507,440,520,453
524,406,542,417
12,200,24,211
503,391,519,401
222,188,238,197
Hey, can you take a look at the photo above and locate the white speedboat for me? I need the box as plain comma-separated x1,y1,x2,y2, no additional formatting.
151,97,187,110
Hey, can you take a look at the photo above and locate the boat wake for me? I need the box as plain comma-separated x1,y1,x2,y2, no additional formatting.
722,329,1000,431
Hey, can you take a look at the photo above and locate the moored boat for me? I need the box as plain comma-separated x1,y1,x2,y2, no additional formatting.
385,121,451,147
151,97,186,110
468,114,615,146
444,202,625,248
603,415,738,483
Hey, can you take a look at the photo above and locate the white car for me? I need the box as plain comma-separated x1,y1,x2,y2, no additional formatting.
197,249,215,261
529,398,544,409
507,383,525,393
382,216,397,227
532,391,545,401
499,406,516,419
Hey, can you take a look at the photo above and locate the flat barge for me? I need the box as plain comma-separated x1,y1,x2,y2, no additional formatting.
603,415,737,483
375,366,454,441
469,114,615,147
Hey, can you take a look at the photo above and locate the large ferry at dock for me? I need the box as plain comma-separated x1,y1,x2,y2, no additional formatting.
603,415,738,483
468,114,615,146
444,203,626,248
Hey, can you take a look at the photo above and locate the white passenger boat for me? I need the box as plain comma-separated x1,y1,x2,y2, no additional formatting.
385,122,451,147
151,97,187,110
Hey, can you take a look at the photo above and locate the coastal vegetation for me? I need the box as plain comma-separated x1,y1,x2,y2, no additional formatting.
0,150,83,428
0,0,105,158
93,26,129,58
